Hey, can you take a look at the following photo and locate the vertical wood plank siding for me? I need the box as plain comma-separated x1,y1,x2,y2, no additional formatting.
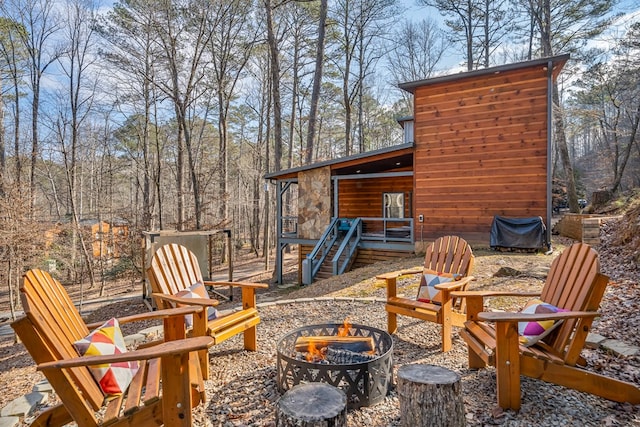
413,67,549,243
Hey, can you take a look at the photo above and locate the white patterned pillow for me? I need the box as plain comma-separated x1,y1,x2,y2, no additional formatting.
174,281,219,328
73,318,139,395
518,299,568,346
416,269,460,304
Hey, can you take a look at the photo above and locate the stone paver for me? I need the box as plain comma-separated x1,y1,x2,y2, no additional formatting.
137,325,163,338
1,391,48,418
585,332,608,349
124,333,147,347
600,339,639,357
31,380,52,393
0,416,19,427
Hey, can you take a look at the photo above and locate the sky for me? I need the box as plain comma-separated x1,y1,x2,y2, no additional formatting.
396,0,640,75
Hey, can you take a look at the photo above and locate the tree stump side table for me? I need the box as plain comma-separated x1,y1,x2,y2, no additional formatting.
276,382,347,427
397,364,465,427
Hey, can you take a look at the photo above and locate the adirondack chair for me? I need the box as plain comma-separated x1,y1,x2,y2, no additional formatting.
146,243,268,378
454,242,640,411
377,235,475,352
11,268,214,427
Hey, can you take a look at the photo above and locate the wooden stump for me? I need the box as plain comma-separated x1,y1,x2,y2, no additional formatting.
276,382,347,427
397,364,465,427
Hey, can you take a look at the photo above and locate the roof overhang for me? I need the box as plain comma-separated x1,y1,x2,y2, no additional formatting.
264,142,415,181
398,54,570,94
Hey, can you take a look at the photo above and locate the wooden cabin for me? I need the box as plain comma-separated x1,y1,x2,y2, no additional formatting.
265,55,569,284
80,219,130,259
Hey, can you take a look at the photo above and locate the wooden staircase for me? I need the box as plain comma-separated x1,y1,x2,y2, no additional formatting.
314,247,338,280
313,247,359,281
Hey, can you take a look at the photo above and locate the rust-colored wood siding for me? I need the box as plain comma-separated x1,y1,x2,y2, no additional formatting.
337,175,413,219
413,66,549,244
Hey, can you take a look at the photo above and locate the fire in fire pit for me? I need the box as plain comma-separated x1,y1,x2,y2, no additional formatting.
276,322,393,409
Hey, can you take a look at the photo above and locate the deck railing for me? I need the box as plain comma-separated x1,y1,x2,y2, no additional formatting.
279,216,413,244
359,217,414,243
331,218,362,275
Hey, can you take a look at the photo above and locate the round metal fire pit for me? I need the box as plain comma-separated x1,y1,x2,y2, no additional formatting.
276,323,393,409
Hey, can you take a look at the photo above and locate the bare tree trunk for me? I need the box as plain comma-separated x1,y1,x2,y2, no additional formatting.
305,0,328,164
30,88,39,217
611,102,639,193
465,0,474,70
265,0,283,171
552,88,579,212
357,8,364,153
142,71,152,230
7,259,15,321
538,0,579,212
153,100,164,230
182,105,202,229
0,83,4,197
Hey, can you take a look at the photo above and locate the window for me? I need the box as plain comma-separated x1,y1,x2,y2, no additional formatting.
383,192,404,218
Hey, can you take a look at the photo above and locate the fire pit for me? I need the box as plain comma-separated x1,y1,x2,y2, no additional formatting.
276,322,393,409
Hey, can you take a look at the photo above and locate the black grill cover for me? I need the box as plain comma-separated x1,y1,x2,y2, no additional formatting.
490,216,546,250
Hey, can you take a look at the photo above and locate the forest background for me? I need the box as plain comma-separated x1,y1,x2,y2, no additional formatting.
0,0,638,314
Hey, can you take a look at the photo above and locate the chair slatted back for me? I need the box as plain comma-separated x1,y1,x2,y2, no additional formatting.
17,269,105,412
539,243,607,364
149,244,204,310
424,235,474,277
424,236,475,311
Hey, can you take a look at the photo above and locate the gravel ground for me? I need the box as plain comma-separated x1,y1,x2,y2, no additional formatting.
195,298,640,427
3,232,640,426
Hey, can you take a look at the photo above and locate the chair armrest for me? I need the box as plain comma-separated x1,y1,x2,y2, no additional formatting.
37,336,214,371
478,310,600,323
450,290,541,299
435,275,475,291
203,280,268,289
376,267,422,280
451,290,542,322
86,306,205,330
151,293,220,308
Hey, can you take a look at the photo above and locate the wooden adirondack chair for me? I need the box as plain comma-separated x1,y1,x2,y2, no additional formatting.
11,268,214,427
377,235,475,352
455,242,640,411
146,243,268,378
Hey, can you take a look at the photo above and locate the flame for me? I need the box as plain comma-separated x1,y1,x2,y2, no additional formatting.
303,318,353,362
337,317,351,337
306,341,325,362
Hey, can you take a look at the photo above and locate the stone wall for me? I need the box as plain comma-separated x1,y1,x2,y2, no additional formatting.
298,166,332,239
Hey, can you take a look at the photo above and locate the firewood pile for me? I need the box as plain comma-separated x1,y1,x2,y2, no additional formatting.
293,335,378,364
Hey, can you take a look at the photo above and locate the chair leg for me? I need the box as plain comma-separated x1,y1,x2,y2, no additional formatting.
244,325,258,351
189,353,206,404
464,296,488,369
495,322,521,411
161,352,194,426
385,277,398,334
442,325,452,352
191,310,210,380
387,312,398,334
242,288,259,351
441,297,452,352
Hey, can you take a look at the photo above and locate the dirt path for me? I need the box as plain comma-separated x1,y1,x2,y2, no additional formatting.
209,249,299,283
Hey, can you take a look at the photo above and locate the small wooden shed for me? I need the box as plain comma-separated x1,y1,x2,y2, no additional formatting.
266,54,569,284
